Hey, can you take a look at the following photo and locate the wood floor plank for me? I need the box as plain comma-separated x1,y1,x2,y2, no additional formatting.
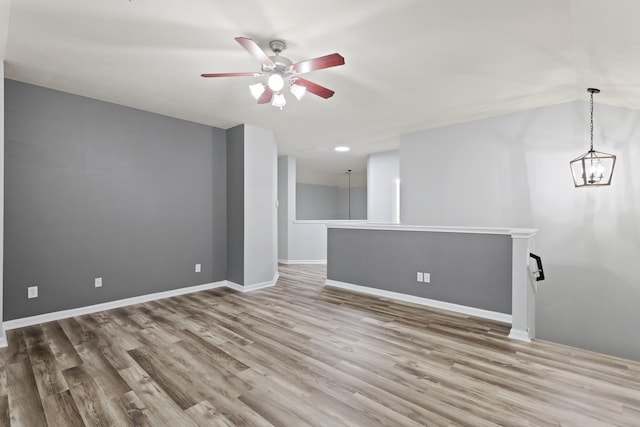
0,372,6,397
237,388,316,427
120,390,154,427
22,326,55,365
184,400,237,427
75,343,131,398
41,390,85,427
0,395,9,427
63,364,134,427
40,321,83,370
6,359,47,427
30,358,69,397
0,264,639,426
58,317,97,347
67,380,119,427
127,346,199,411
118,364,199,427
178,329,250,374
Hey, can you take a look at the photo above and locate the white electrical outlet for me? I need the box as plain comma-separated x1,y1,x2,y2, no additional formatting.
95,277,102,288
423,273,431,283
195,263,201,273
28,286,38,299
417,272,423,282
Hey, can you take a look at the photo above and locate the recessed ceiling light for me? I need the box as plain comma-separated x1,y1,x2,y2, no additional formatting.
334,146,350,152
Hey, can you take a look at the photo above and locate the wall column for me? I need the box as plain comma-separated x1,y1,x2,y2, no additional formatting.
508,231,537,342
0,61,6,346
0,0,10,345
226,124,278,290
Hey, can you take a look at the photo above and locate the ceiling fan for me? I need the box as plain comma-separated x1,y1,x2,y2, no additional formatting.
201,37,345,109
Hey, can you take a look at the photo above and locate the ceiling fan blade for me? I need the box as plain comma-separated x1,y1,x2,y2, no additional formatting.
292,53,345,74
201,72,257,78
257,87,273,104
294,78,335,99
235,37,275,67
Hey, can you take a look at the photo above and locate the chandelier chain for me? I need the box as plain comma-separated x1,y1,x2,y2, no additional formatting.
589,90,594,152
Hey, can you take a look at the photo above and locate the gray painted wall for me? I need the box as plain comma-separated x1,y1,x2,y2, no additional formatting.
278,156,328,262
401,101,640,361
327,228,512,314
0,65,5,332
226,125,244,285
4,80,227,320
296,183,367,220
277,156,289,260
338,186,367,220
243,124,277,286
296,183,340,220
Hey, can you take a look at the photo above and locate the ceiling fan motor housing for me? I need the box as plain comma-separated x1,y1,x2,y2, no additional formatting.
263,57,293,73
263,40,292,73
269,39,286,54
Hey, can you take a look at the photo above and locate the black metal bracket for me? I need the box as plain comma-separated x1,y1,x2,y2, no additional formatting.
529,252,545,281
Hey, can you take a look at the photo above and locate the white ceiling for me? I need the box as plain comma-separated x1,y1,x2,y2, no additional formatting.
4,0,640,174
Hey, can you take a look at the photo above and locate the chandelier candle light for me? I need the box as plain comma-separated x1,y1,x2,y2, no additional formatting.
569,88,616,187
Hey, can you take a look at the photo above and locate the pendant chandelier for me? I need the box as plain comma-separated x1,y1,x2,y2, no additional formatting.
569,88,616,187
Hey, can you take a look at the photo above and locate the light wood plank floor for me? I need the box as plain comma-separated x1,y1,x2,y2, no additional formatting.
0,264,639,426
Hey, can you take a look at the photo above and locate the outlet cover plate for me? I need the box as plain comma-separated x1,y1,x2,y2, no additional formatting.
195,264,201,273
417,272,423,282
28,286,38,299
95,277,102,288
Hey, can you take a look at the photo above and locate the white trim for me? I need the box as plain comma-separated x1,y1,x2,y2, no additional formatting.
324,279,512,324
244,272,278,291
510,231,537,239
225,281,244,292
325,223,537,238
278,259,327,265
0,62,6,348
3,280,227,331
225,271,280,293
508,328,532,342
2,272,282,335
293,220,368,225
510,235,536,342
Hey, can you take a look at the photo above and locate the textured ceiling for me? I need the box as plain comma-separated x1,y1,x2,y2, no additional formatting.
4,0,640,175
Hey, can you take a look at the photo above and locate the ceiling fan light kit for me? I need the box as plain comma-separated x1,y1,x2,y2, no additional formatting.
267,73,285,92
249,83,266,100
290,83,307,101
201,37,345,109
570,88,617,187
272,92,286,109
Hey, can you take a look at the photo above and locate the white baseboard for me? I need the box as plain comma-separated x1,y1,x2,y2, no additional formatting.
278,259,327,265
2,272,281,337
508,328,532,342
324,279,512,324
3,280,227,331
226,271,279,292
225,281,244,292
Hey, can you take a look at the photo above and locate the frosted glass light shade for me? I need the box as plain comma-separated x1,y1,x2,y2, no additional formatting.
272,92,286,109
267,74,285,91
249,83,266,100
290,84,306,100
